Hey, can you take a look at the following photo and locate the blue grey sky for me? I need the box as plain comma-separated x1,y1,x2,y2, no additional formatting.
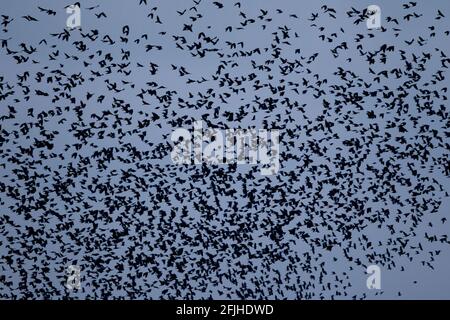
0,0,449,299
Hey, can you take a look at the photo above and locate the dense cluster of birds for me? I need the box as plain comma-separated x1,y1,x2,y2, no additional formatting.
0,1,449,299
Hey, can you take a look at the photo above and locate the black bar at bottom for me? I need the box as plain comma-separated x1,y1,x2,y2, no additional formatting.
0,300,448,318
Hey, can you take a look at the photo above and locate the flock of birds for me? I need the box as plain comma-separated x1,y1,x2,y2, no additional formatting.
0,1,449,299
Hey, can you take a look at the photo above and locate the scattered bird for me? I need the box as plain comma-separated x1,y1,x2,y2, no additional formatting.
0,1,448,301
